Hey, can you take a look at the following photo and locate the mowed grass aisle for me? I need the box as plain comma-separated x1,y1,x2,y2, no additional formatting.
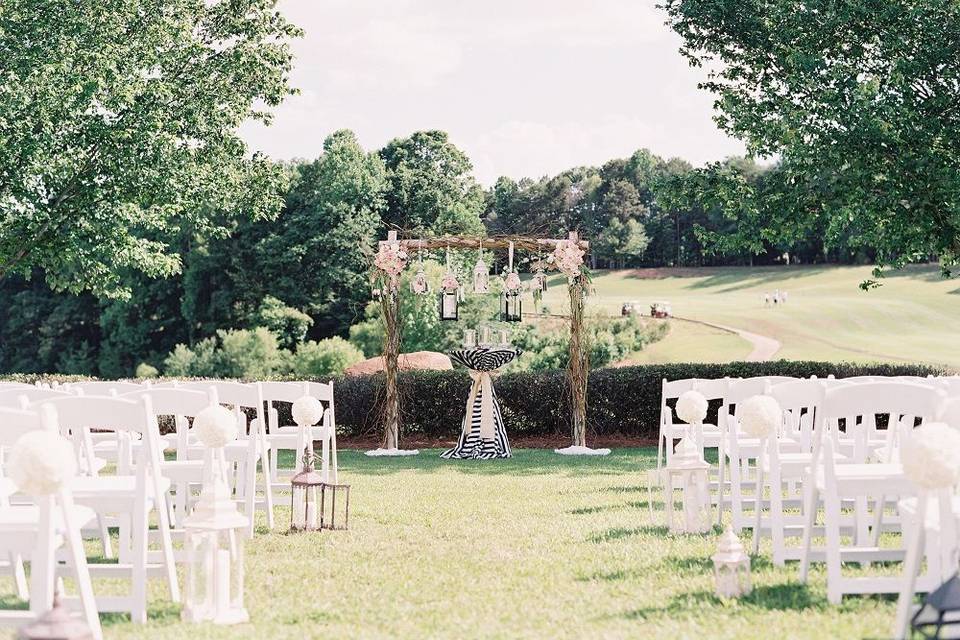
85,450,892,639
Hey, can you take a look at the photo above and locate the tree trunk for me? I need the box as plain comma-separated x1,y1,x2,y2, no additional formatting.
567,279,588,448
380,288,401,449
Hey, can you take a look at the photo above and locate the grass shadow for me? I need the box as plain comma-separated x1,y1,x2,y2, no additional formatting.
588,525,667,543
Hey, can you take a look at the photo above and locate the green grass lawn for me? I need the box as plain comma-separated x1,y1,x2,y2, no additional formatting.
540,264,960,367
51,449,900,640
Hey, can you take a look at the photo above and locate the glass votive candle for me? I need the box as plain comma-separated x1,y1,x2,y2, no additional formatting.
499,329,510,346
480,326,491,345
463,329,476,348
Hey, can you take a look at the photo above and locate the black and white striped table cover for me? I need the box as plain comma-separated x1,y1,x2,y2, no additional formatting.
441,346,521,460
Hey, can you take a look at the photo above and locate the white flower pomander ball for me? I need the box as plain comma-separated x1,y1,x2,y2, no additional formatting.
292,396,324,427
8,430,78,496
193,405,238,448
902,422,960,489
739,395,782,438
676,390,708,425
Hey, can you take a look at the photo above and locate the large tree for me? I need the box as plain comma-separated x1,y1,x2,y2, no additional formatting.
0,0,300,298
380,130,485,235
661,0,960,278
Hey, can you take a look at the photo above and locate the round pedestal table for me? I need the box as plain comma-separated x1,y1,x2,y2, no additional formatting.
440,346,521,460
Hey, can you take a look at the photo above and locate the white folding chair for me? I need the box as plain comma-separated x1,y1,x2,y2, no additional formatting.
176,381,273,537
0,405,102,639
752,380,852,564
37,395,179,623
120,387,216,529
799,382,944,603
717,378,803,531
260,381,338,489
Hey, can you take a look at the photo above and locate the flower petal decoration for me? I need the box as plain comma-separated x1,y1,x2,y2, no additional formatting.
676,390,708,425
902,422,960,489
739,395,782,438
292,395,324,427
193,404,239,448
8,430,78,496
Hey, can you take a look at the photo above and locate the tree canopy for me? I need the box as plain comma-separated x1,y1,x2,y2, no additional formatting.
0,0,301,297
661,0,960,279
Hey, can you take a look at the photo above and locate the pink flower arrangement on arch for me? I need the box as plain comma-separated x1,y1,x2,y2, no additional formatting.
374,243,408,278
551,239,585,278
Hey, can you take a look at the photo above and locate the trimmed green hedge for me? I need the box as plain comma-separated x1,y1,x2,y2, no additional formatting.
7,360,948,440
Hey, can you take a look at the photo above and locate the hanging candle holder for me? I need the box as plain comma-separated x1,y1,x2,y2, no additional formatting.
473,239,489,294
439,246,460,321
410,239,430,296
500,241,522,323
532,252,548,293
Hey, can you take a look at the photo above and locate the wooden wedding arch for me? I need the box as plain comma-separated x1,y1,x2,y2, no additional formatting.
372,230,593,452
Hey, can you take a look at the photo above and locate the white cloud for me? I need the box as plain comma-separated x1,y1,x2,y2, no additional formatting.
241,0,747,184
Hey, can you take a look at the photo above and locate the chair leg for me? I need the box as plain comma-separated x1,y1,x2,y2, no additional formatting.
730,456,744,533
716,451,726,527
893,498,927,640
117,514,130,564
60,493,104,640
131,498,148,624
770,469,786,567
824,488,844,605
10,553,28,600
752,466,764,555
799,485,819,583
97,513,113,559
30,497,56,615
262,448,275,530
870,494,885,547
152,489,180,603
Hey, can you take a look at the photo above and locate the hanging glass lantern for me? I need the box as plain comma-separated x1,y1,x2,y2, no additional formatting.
181,451,249,625
410,268,430,296
911,574,960,639
663,432,711,534
290,452,324,532
532,267,548,293
473,240,489,293
439,267,460,321
712,528,752,599
500,289,522,322
439,290,459,321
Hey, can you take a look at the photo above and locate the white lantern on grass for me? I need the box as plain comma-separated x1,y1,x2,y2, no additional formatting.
712,528,752,598
663,435,711,534
181,405,249,625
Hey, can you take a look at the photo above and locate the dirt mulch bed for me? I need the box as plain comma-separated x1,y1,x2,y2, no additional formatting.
337,434,656,450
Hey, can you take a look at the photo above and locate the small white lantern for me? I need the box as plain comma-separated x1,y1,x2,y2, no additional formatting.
663,432,711,534
181,452,249,624
712,528,752,598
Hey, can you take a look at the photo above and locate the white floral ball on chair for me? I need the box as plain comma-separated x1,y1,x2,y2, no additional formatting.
8,430,77,496
676,390,709,425
292,396,324,427
739,395,782,438
193,405,239,448
902,422,960,489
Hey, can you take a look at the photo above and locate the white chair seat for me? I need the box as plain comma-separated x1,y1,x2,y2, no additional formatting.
0,504,97,536
899,496,960,531
159,460,204,483
815,463,909,495
762,451,847,474
70,476,170,510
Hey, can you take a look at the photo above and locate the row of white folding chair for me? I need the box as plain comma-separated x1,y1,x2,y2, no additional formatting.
0,387,116,557
0,405,102,638
157,380,273,537
259,381,338,489
799,382,944,604
27,395,180,623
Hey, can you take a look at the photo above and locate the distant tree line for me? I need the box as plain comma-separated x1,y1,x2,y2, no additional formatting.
0,127,892,377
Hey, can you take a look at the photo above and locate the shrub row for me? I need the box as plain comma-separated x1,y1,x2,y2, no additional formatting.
5,360,949,440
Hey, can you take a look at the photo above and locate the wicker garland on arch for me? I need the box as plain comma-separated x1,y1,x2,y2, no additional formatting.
367,229,594,454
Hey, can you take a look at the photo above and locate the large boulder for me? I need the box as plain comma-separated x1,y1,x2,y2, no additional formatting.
344,351,453,376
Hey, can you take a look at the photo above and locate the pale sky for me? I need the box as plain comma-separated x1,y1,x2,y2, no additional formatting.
239,0,746,185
